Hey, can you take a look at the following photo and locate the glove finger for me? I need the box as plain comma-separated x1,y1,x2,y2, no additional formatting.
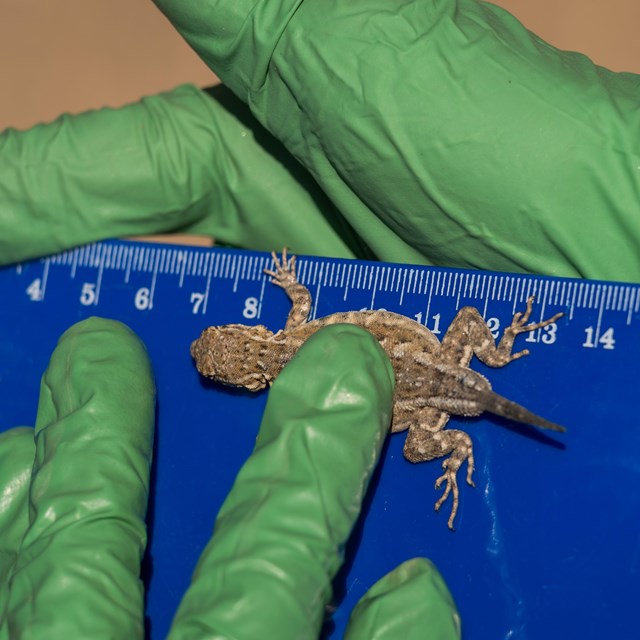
0,428,35,581
3,318,155,638
345,558,461,640
169,324,395,639
0,83,363,266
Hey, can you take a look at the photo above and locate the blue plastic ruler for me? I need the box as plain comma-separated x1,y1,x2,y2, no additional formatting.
1,239,638,639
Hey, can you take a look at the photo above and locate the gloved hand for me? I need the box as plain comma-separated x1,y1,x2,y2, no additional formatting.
154,0,640,281
2,1,639,280
0,319,460,639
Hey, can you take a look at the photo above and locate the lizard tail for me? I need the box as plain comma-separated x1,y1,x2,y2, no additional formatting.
483,392,566,433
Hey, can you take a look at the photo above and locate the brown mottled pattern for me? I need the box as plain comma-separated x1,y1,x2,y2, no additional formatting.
192,251,565,530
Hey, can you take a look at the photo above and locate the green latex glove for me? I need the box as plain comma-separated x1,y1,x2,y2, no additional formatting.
0,318,155,637
0,320,460,638
153,0,640,281
0,84,368,265
1,2,638,280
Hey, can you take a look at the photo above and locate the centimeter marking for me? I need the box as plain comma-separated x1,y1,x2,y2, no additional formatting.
15,241,640,347
41,241,640,310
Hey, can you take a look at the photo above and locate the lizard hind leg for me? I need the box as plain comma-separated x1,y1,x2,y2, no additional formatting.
402,409,475,530
433,431,476,530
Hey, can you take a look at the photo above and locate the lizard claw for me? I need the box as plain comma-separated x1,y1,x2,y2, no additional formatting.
508,296,564,338
264,248,297,288
434,452,475,530
434,463,459,530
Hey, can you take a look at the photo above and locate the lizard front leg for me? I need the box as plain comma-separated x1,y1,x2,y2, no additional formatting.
439,296,564,368
402,408,475,530
264,249,312,330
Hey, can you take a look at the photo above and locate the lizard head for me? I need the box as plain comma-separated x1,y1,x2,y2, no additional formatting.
191,324,276,391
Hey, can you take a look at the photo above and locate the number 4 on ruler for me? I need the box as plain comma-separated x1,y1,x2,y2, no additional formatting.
26,278,43,301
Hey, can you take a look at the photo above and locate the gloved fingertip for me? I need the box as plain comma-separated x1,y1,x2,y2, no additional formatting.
37,316,155,438
0,428,35,569
273,322,395,431
0,427,35,472
53,315,150,368
345,558,461,640
0,427,35,507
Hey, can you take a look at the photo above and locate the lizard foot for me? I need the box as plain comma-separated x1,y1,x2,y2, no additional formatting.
264,248,298,289
434,454,475,530
505,296,564,361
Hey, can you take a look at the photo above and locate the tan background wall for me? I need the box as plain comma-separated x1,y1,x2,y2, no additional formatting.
1,0,638,131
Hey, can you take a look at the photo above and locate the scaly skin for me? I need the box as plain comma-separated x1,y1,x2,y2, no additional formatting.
191,250,565,529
